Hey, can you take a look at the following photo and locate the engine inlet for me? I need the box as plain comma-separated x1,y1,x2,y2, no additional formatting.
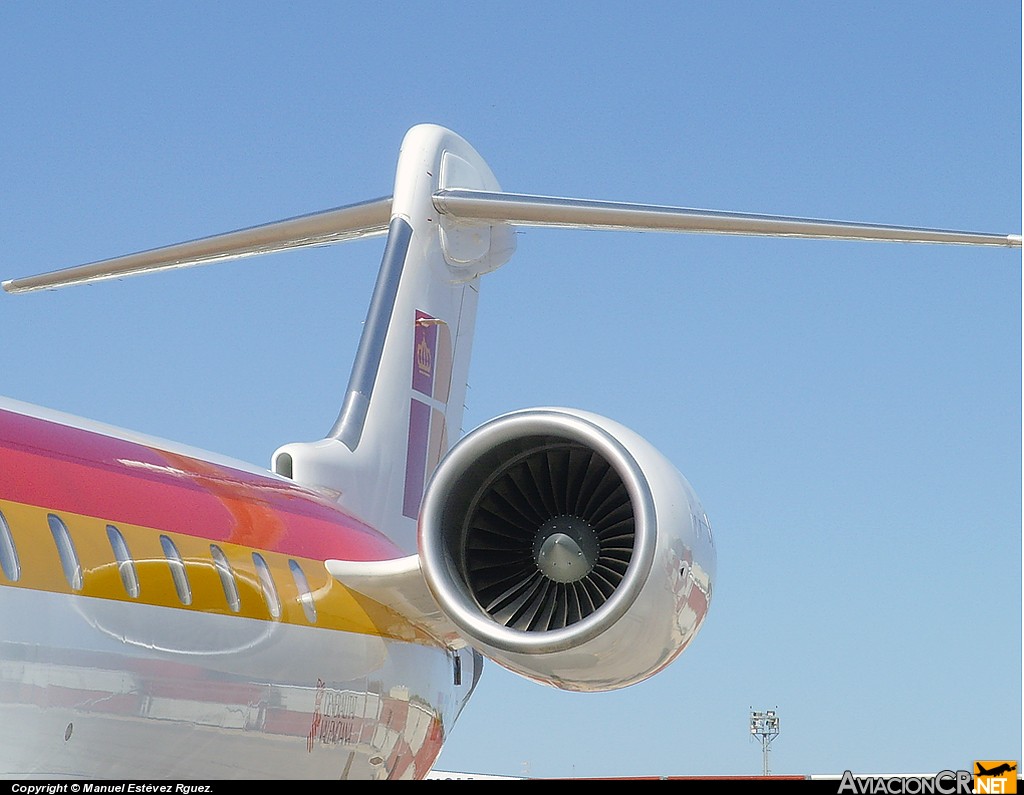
461,440,635,632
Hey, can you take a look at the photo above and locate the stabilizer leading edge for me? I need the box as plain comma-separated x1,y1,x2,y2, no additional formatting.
433,189,1023,247
1,197,392,294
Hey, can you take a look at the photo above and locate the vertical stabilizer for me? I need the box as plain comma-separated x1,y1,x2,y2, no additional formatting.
272,126,515,552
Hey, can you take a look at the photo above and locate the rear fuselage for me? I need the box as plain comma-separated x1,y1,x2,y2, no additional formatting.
0,399,477,779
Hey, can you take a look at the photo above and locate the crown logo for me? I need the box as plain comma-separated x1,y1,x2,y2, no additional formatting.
416,337,432,377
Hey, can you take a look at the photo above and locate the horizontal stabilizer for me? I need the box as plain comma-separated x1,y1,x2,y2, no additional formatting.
5,176,1020,294
432,189,1023,248
3,196,391,293
325,554,467,648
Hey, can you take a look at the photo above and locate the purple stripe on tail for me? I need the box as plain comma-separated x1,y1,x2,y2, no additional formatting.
403,398,431,519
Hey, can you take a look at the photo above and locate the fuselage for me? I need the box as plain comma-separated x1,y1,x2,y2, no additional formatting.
0,397,478,779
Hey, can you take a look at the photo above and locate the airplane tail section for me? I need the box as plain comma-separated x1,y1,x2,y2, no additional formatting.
4,122,1018,695
5,123,1017,565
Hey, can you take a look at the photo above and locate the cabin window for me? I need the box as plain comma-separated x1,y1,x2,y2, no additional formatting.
106,525,139,598
289,559,317,624
160,535,192,606
252,552,281,619
210,545,241,613
48,514,83,591
0,510,21,582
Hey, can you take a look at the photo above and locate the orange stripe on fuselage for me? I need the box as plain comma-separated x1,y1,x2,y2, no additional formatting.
0,497,436,644
159,450,287,553
0,408,434,645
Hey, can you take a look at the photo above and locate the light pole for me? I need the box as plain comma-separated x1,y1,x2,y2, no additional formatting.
750,708,780,776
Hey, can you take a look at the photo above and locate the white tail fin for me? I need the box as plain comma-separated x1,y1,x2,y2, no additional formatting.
272,125,515,551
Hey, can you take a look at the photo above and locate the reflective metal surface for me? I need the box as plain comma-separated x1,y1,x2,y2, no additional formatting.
432,189,1022,247
2,196,392,293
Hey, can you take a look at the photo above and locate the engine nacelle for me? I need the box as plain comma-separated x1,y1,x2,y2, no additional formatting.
418,408,715,692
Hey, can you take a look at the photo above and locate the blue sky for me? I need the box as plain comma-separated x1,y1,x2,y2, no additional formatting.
0,2,1020,779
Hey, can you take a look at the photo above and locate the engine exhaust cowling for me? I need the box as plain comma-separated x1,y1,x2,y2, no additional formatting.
418,408,715,692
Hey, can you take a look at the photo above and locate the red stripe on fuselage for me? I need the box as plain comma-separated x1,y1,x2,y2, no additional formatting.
0,408,401,562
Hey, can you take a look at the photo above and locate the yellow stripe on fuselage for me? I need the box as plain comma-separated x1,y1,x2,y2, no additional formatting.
0,497,435,645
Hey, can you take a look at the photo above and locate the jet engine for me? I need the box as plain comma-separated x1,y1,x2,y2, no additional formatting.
418,408,715,692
